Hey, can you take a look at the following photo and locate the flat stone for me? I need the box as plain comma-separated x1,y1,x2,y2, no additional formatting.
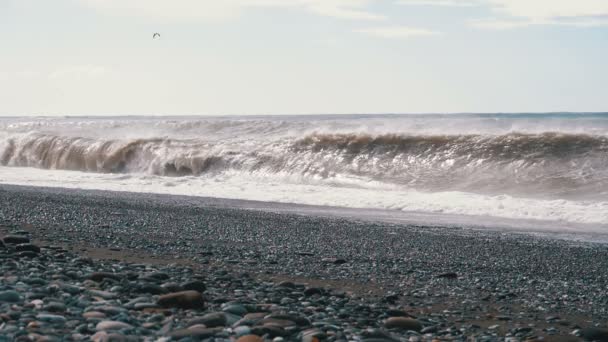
89,272,122,282
3,235,30,244
83,312,107,319
384,317,423,332
134,302,160,310
265,314,310,327
96,321,134,331
303,287,324,296
36,314,67,324
237,335,264,342
182,280,206,292
188,312,227,327
223,304,248,316
44,302,67,312
15,244,41,253
18,251,38,258
260,318,297,328
89,290,117,299
136,283,167,295
436,272,458,279
0,290,21,303
169,327,222,339
580,328,608,341
158,290,205,309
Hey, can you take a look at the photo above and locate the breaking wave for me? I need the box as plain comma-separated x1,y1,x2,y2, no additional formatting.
2,131,608,199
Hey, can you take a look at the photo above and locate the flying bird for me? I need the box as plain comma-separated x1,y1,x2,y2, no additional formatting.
153,33,161,39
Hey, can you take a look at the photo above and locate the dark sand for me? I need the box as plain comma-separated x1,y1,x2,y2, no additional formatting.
2,184,608,340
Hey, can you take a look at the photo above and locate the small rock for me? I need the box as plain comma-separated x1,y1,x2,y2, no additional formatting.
169,327,222,339
96,321,134,331
237,335,264,342
89,272,121,282
188,312,227,327
580,328,608,341
181,280,206,292
384,317,423,332
15,244,41,253
0,290,21,303
158,290,205,309
3,235,30,244
436,272,458,279
36,314,67,324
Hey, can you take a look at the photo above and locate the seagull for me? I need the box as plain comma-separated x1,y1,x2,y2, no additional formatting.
153,33,161,39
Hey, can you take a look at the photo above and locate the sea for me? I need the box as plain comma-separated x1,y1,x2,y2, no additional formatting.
1,113,608,237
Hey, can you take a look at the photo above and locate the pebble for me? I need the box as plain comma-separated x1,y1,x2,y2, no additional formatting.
0,290,21,303
96,321,135,331
384,317,423,332
157,290,206,309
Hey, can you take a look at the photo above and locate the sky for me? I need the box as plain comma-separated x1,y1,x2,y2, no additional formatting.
1,0,607,116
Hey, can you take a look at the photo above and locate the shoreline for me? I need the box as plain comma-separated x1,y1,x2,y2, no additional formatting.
1,183,607,243
2,184,608,340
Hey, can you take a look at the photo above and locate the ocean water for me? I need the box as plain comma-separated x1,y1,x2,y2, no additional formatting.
1,113,608,231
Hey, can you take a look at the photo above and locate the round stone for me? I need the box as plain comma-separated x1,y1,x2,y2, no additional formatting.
96,321,134,331
237,335,264,342
158,290,205,309
0,290,21,303
384,317,423,332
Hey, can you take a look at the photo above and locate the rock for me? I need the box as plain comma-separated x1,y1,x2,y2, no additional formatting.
136,283,167,295
96,321,134,331
168,327,222,339
36,314,67,324
259,318,297,328
3,235,30,244
15,244,41,253
223,304,248,316
83,312,107,319
251,325,288,338
237,335,264,342
188,312,227,327
303,287,324,296
437,272,458,279
141,272,170,282
300,328,326,342
18,251,38,258
91,331,135,342
276,281,296,288
44,302,67,313
181,280,206,292
89,272,122,282
580,328,608,341
89,290,117,299
158,290,205,309
265,314,311,327
384,317,423,332
0,290,21,303
234,326,252,336
161,282,183,292
322,258,347,265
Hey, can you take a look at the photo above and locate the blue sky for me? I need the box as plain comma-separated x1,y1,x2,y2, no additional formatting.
1,0,607,115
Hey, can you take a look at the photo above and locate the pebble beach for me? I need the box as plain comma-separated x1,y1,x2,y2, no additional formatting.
2,184,608,341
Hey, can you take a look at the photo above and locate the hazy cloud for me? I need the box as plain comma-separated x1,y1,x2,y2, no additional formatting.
49,65,111,81
78,0,385,22
355,26,440,38
396,0,479,7
477,0,608,28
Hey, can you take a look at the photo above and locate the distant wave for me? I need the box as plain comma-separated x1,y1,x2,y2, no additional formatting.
2,131,608,199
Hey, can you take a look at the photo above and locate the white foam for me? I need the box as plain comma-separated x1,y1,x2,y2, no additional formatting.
1,166,607,229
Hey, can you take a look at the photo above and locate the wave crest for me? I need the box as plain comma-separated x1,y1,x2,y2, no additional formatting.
2,132,608,199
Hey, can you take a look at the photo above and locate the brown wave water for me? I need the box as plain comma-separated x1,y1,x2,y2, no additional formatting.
2,132,608,199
